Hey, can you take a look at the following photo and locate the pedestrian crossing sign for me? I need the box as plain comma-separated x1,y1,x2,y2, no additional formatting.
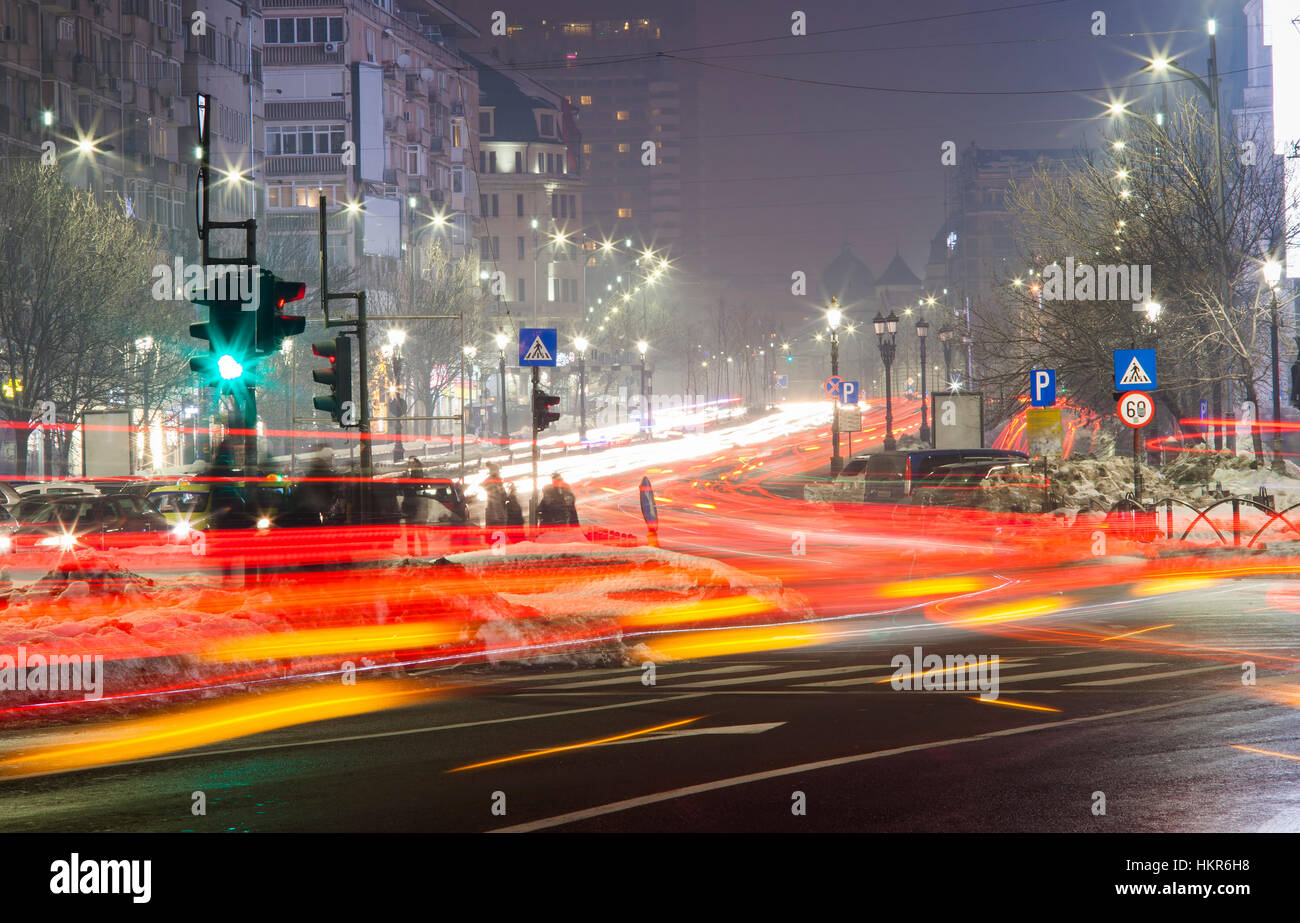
519,328,558,367
1113,349,1156,391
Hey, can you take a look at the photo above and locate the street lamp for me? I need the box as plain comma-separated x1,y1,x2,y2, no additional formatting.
916,319,930,443
938,324,955,390
463,344,478,442
574,335,589,443
827,299,844,473
386,329,407,463
1265,258,1285,470
874,311,899,451
637,339,651,435
495,330,510,455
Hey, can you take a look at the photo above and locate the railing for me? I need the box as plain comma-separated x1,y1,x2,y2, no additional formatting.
264,45,344,66
265,100,345,121
1140,495,1300,548
265,154,345,175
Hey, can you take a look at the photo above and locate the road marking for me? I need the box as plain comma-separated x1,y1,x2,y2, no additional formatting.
490,692,1229,833
449,717,702,772
1066,665,1232,686
993,662,1161,684
796,659,1036,688
538,664,771,690
672,664,890,688
600,722,786,747
34,693,713,772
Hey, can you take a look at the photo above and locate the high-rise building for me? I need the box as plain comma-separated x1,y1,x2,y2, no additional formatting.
463,11,697,300
470,55,583,327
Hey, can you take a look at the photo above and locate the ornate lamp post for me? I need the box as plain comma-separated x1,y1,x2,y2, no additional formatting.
873,311,899,451
637,339,650,435
938,324,955,389
574,335,589,443
827,299,843,472
916,318,930,443
495,330,510,456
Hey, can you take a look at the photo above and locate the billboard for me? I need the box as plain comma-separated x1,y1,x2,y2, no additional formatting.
931,392,985,449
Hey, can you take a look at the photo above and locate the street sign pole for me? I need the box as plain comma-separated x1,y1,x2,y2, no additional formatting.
531,365,540,528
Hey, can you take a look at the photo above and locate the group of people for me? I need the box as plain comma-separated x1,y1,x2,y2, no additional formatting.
481,463,579,529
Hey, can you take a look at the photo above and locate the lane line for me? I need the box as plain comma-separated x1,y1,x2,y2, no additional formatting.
992,663,1162,684
0,693,713,775
1066,665,1233,686
491,692,1230,833
797,658,1037,688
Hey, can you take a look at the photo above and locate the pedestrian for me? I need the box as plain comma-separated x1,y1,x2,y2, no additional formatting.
482,462,507,529
538,472,579,527
504,482,524,527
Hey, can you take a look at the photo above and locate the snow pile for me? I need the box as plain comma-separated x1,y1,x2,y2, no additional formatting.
449,541,814,666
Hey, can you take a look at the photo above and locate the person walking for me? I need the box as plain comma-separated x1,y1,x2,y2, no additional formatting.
482,462,507,533
538,472,580,527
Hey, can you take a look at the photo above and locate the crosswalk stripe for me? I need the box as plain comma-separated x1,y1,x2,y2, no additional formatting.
673,664,891,688
994,662,1161,684
537,664,771,690
796,658,1036,688
1066,665,1230,686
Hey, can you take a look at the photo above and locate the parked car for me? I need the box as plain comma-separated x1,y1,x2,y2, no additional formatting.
12,495,172,553
147,477,292,535
912,460,1045,510
805,448,1029,503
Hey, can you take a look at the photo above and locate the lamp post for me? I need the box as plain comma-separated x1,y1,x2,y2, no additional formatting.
1265,258,1284,470
827,299,843,473
938,324,954,389
574,335,589,443
637,339,650,436
386,328,406,464
916,319,930,443
874,311,899,451
495,330,510,457
463,344,478,443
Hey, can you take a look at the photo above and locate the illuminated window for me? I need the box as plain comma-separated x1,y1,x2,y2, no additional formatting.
617,208,632,218
615,111,629,121
582,143,592,153
580,95,592,106
617,143,629,153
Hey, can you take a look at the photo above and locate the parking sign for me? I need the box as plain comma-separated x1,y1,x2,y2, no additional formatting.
840,380,860,404
1030,369,1056,407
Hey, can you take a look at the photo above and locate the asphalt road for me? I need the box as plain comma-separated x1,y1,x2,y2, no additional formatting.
2,574,1296,833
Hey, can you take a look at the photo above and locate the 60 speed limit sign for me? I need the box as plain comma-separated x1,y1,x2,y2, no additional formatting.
1118,390,1155,428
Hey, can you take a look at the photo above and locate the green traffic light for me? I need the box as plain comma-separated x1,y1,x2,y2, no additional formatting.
217,354,243,380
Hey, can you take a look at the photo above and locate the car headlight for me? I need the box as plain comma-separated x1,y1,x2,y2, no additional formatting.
0,535,11,553
37,534,78,550
256,517,271,530
171,522,191,538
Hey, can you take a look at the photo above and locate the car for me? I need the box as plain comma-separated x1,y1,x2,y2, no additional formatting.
912,460,1044,508
11,495,172,553
374,473,469,525
147,477,292,535
805,448,1030,504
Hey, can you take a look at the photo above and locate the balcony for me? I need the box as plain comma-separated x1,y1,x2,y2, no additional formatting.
406,122,422,142
264,45,344,67
264,0,347,7
265,100,345,121
265,154,345,176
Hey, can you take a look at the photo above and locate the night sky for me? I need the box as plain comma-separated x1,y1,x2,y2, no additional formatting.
455,0,1251,325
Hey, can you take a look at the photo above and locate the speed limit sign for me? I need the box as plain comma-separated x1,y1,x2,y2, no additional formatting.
1117,390,1155,428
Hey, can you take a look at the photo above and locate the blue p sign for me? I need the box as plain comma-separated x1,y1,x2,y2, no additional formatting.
1031,369,1056,407
840,380,860,405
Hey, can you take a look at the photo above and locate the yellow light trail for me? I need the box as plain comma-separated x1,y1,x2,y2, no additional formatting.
640,623,834,660
968,697,1062,713
448,717,701,772
202,622,466,663
1231,745,1300,762
878,658,1006,686
877,576,990,599
1101,623,1173,642
1131,576,1219,597
0,679,436,779
958,596,1067,625
621,595,772,629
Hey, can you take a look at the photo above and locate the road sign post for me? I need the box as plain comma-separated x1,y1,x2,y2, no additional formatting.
640,476,660,547
520,328,558,526
1118,390,1155,501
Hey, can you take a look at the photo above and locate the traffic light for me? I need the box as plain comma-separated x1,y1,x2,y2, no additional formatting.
312,334,354,425
190,268,255,389
532,387,561,432
255,269,306,355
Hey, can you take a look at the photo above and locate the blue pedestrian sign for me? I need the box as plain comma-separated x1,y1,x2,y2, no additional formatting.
1114,349,1156,391
1199,399,1209,420
775,375,789,388
1030,369,1056,407
840,380,860,404
519,328,557,367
